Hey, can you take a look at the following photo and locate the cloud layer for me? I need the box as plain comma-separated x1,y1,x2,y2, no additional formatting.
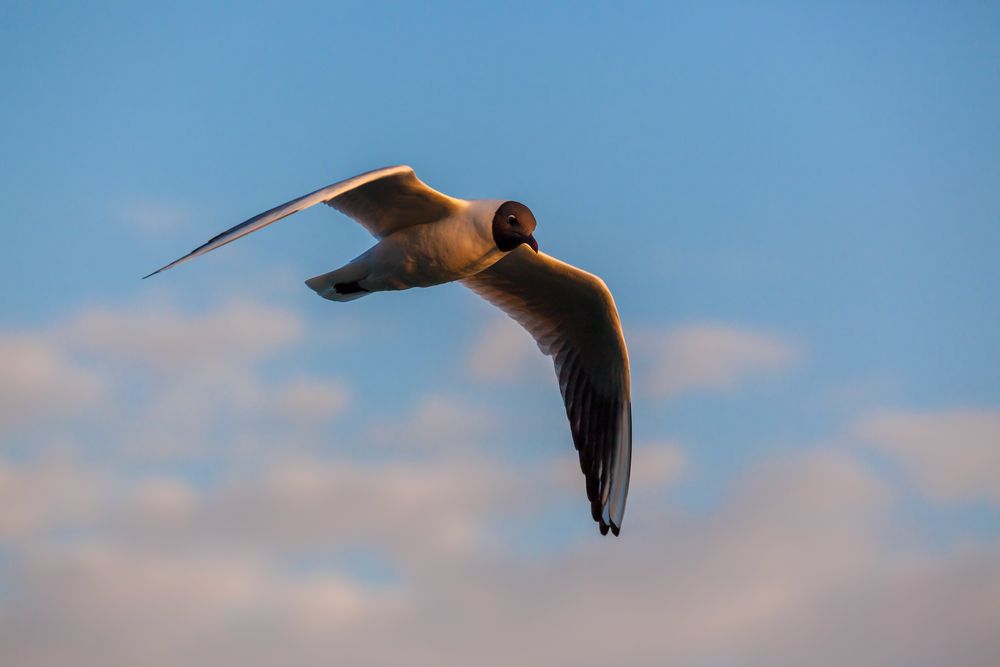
640,323,800,398
1,300,997,666
3,445,997,667
857,408,1000,504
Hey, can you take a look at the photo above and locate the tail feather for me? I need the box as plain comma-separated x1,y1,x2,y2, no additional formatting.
305,263,371,302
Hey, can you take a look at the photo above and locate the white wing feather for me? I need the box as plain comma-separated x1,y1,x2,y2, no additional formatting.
144,165,463,278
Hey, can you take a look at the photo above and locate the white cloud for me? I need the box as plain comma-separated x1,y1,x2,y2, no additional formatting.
0,299,351,460
640,323,800,397
207,456,526,559
0,335,105,432
630,441,687,490
369,394,494,456
61,300,302,372
0,451,531,564
856,408,1000,504
1,543,391,667
0,454,108,539
2,302,997,667
3,448,997,667
465,315,548,382
128,476,200,522
269,376,350,424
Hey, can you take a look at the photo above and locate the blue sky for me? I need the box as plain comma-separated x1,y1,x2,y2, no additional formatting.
1,2,998,665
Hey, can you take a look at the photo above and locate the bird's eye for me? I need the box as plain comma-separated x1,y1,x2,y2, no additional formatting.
507,214,517,225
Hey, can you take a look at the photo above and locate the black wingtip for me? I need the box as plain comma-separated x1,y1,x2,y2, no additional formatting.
596,516,622,537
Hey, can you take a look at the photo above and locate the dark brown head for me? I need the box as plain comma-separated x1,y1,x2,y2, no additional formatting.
491,201,538,253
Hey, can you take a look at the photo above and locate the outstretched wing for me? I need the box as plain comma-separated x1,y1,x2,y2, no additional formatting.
462,246,632,535
144,165,465,278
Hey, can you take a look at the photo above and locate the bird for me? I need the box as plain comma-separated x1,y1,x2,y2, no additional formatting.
145,165,632,535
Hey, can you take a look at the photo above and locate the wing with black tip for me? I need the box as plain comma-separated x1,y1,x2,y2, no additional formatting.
463,246,632,535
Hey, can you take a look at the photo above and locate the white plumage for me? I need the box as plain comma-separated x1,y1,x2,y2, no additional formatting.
147,166,632,535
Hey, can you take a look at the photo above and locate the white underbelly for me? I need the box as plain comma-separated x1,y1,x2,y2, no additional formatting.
363,220,501,291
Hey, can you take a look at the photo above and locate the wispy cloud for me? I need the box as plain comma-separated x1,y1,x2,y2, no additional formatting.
1,301,997,666
0,335,105,433
0,299,348,459
630,441,687,491
639,323,800,398
0,454,109,540
61,300,302,372
368,394,497,456
465,315,549,382
268,376,350,424
3,445,997,667
856,408,1000,504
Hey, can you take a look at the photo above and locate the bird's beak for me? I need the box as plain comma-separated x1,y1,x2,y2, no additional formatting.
524,234,539,253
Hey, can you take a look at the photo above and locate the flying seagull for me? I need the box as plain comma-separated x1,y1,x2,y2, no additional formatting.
145,166,632,535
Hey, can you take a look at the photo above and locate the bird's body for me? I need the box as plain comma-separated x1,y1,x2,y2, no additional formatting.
146,166,632,535
309,198,505,298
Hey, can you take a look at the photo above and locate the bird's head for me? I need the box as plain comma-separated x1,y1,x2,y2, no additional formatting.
492,201,538,253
